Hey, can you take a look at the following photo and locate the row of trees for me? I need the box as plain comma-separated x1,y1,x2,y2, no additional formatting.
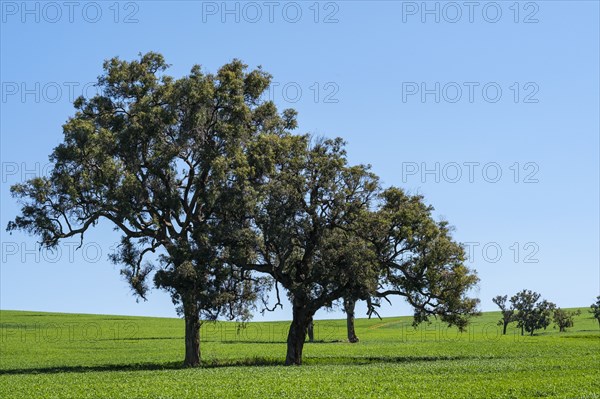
7,53,480,367
493,291,597,336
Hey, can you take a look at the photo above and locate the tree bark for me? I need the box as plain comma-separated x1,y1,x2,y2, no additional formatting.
285,305,311,365
502,320,508,335
344,297,359,343
183,300,201,367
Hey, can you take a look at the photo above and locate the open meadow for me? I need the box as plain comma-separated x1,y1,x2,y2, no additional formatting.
0,309,598,398
2,2,599,398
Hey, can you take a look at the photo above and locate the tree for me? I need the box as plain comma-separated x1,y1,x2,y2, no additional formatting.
492,295,515,335
6,53,297,367
590,296,600,327
240,140,480,365
531,300,556,334
510,290,539,336
22,53,479,368
367,188,480,332
510,290,555,336
553,308,580,332
240,136,382,365
339,189,481,348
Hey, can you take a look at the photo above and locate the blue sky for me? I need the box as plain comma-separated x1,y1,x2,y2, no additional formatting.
1,1,598,321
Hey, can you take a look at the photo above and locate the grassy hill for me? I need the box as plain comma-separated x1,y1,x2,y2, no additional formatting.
1,309,598,398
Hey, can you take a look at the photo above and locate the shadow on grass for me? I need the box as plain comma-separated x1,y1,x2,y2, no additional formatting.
302,354,487,366
560,334,600,339
0,354,480,376
0,361,185,376
97,336,181,342
215,339,343,344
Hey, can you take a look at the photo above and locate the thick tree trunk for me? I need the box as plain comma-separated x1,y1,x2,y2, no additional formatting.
183,300,201,367
502,320,508,335
344,297,359,343
285,305,311,366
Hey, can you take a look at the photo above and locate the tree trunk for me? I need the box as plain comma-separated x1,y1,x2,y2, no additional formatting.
344,297,359,343
285,305,311,366
521,325,524,336
307,321,314,342
183,300,201,367
502,320,508,335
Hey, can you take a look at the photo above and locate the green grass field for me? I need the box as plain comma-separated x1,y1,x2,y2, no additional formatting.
1,309,598,398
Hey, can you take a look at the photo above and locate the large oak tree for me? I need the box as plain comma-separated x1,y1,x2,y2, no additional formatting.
7,53,296,367
241,137,479,365
240,136,380,365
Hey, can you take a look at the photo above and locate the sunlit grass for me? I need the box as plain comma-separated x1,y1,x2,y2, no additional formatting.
1,309,598,398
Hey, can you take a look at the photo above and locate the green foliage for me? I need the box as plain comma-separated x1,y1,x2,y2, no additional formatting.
590,296,600,326
6,52,479,366
0,309,598,399
241,136,479,363
240,136,382,363
553,308,581,332
246,136,380,310
6,53,297,366
492,295,515,334
368,188,480,330
510,290,556,336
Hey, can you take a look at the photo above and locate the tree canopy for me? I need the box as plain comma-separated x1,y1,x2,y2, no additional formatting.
492,295,515,335
510,290,555,336
7,53,297,366
552,308,580,332
240,146,480,364
8,52,480,367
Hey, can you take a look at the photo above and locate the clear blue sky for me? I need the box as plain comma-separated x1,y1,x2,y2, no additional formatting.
1,1,598,321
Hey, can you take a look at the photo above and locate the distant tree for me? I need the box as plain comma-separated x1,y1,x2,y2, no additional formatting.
553,308,581,332
510,290,555,336
510,290,539,336
526,300,556,336
492,295,515,335
6,53,296,367
590,296,600,327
